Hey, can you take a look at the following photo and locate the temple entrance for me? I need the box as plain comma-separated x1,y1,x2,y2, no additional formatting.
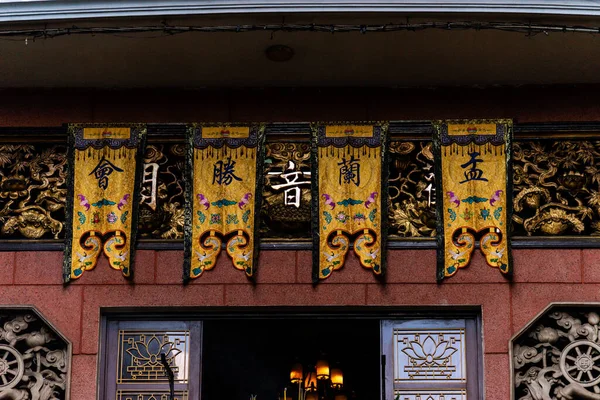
201,318,381,400
99,308,482,400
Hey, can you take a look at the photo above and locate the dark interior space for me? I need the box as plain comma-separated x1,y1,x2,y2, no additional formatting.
202,318,381,400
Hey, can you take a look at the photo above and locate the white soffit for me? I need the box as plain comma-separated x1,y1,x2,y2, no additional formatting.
1,1,600,22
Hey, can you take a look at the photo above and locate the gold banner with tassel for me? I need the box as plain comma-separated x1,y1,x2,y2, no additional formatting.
434,120,513,281
63,124,146,282
312,123,388,282
184,124,265,281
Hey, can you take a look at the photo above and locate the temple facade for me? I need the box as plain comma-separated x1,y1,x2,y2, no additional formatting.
1,1,600,400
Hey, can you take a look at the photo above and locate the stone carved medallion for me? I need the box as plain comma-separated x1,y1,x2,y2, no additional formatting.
512,304,600,400
0,307,71,400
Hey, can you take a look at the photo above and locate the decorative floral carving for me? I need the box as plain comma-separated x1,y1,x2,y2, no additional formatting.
119,331,188,383
397,330,464,382
512,141,600,236
117,391,188,400
523,208,586,236
0,145,66,239
388,141,436,237
126,335,181,368
137,144,185,240
402,334,458,368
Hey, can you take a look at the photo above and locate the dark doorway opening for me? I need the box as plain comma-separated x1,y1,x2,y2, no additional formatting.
202,318,380,400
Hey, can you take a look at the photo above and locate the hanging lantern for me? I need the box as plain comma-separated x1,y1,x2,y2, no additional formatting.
290,363,303,384
331,368,343,388
305,371,318,391
316,359,330,380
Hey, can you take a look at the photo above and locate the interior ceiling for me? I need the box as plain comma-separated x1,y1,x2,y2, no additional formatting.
2,13,600,88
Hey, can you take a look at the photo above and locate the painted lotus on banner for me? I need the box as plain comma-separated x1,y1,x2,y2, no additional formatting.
434,120,513,281
312,123,388,282
64,124,146,282
184,124,265,281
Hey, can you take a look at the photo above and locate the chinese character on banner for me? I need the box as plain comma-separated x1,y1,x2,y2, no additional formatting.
89,156,124,189
338,156,361,186
459,151,489,184
212,157,242,186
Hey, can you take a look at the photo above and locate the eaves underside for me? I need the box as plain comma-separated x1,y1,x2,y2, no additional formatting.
2,1,600,22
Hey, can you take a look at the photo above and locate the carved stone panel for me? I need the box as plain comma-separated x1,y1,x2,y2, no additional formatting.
511,304,600,400
0,306,71,400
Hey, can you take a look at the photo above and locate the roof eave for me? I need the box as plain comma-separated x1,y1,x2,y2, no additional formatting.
2,1,600,23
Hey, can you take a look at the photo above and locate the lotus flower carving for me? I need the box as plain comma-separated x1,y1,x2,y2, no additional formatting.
402,335,458,367
126,335,181,367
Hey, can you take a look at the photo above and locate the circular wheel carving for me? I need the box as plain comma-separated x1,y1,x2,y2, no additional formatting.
560,340,600,387
0,344,24,390
0,345,24,390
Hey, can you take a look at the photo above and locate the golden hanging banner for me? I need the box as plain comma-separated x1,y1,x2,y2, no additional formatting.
184,124,265,281
63,124,146,282
434,119,513,281
311,123,388,282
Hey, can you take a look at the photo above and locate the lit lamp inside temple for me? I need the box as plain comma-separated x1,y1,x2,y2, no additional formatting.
305,371,318,391
290,360,347,399
290,363,303,384
330,368,343,388
316,360,330,380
